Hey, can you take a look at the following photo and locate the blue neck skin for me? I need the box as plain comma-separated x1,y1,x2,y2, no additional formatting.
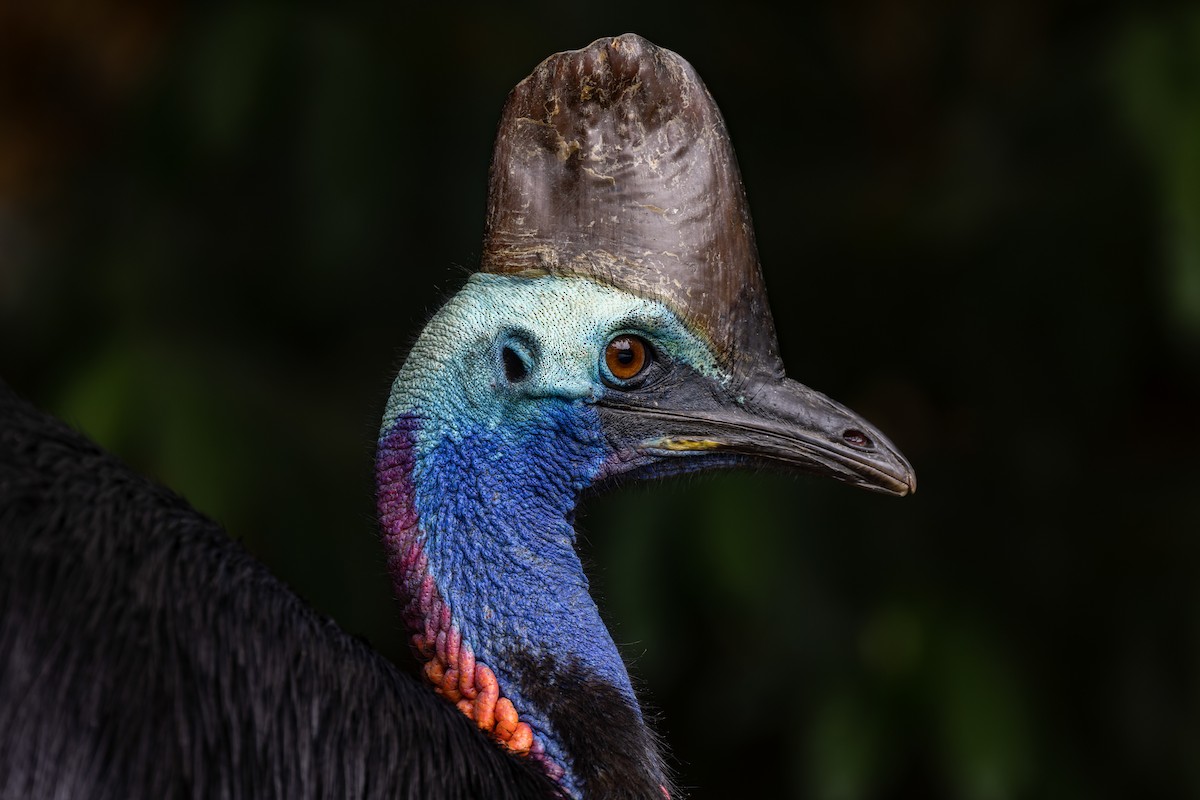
399,404,631,797
380,274,722,795
420,400,624,684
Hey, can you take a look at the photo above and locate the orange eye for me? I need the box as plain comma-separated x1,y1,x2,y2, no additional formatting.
604,335,650,381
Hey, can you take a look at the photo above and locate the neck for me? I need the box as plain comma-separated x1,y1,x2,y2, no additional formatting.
376,407,668,798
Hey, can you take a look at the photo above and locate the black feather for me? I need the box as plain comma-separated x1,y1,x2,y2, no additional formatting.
0,381,563,800
508,650,673,800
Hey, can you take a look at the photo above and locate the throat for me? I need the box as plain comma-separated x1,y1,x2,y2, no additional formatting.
376,412,669,798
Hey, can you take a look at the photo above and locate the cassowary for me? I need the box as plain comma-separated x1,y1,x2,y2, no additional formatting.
0,35,914,799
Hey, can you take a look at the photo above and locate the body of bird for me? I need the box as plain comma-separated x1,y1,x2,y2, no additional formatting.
0,34,913,799
0,382,560,798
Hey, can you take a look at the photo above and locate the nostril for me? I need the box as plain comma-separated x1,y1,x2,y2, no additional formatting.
842,428,873,449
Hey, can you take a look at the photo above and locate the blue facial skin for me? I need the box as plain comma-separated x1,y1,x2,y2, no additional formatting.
380,274,726,794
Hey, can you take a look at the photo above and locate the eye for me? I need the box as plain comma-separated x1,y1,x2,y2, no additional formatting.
603,335,652,384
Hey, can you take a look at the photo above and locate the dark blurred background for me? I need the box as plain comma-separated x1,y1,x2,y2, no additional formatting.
2,2,1198,798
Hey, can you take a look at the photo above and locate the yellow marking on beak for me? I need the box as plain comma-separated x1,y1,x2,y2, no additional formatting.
651,438,723,451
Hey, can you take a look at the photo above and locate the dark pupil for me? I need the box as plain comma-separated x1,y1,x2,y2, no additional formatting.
615,346,634,365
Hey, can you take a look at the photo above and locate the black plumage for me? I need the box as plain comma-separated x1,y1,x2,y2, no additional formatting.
0,382,560,799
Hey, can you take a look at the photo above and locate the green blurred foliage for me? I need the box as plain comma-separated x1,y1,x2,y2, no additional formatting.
2,2,1198,798
1112,11,1200,344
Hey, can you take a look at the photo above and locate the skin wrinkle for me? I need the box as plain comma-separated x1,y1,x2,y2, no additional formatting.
379,425,547,776
377,275,725,797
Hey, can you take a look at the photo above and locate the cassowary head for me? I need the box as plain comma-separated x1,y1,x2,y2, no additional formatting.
376,34,914,799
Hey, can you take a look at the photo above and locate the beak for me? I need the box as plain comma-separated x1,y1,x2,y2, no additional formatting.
597,370,916,497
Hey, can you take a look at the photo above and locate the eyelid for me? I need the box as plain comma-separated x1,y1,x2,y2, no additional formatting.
607,325,664,356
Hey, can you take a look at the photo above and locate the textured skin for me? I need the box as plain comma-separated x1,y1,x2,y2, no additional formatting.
377,418,550,772
0,382,562,800
378,274,726,797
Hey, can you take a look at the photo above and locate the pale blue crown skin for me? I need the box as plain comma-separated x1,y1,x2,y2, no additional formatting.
380,274,726,793
381,274,724,434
